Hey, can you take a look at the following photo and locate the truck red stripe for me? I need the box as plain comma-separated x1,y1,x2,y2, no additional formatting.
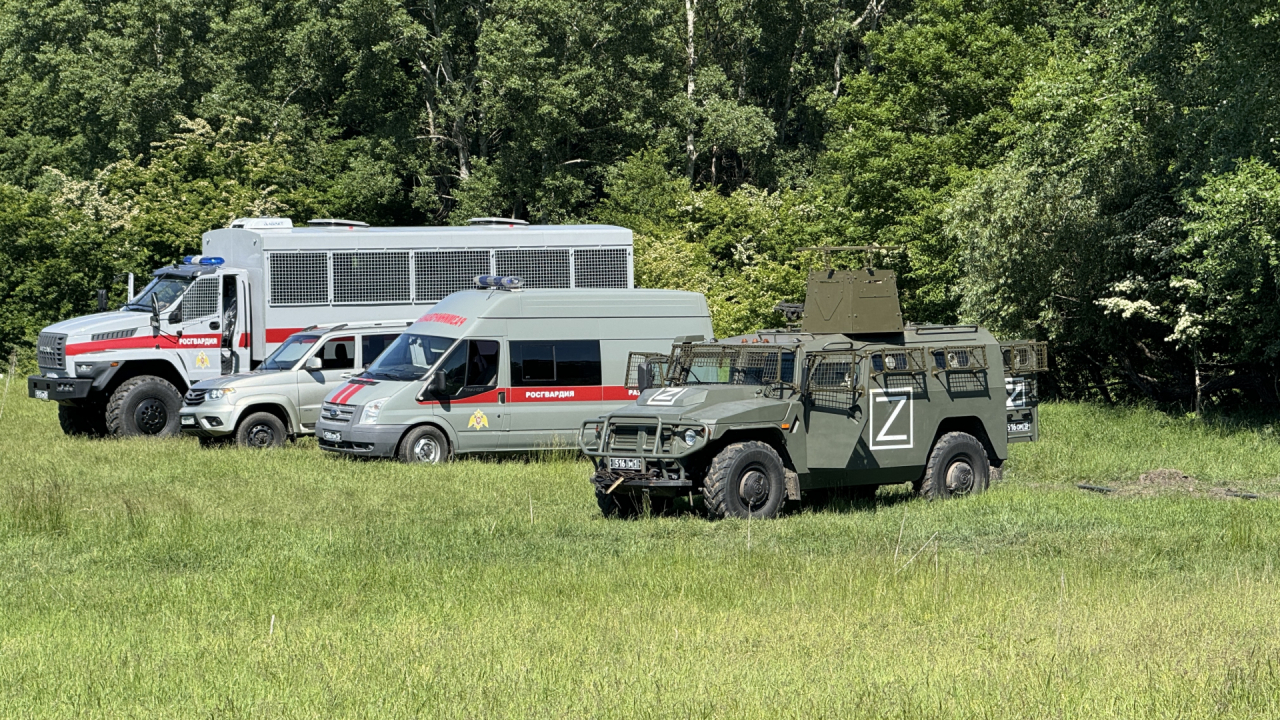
66,333,223,356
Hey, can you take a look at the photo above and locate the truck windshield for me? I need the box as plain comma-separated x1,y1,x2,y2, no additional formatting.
261,335,320,371
671,346,797,386
364,333,456,381
122,275,193,312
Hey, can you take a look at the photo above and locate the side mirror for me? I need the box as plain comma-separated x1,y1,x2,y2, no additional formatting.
97,289,108,312
637,362,653,393
416,371,447,402
304,356,323,370
150,295,161,338
168,304,183,325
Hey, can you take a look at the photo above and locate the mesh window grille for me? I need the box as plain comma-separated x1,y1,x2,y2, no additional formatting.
333,251,411,304
573,248,629,288
183,277,220,319
269,253,329,305
496,249,570,288
624,351,671,390
805,351,858,410
415,250,492,301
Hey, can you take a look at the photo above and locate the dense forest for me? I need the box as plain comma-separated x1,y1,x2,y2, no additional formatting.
2,0,1279,407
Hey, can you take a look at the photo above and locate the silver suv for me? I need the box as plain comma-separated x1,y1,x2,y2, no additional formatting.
180,322,409,448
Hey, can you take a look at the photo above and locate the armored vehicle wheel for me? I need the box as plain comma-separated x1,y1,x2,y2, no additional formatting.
595,482,639,519
105,376,183,438
919,432,990,501
703,441,787,519
400,425,451,464
58,403,106,437
236,412,287,449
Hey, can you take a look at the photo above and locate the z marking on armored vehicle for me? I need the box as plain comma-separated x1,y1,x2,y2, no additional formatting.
581,246,1047,519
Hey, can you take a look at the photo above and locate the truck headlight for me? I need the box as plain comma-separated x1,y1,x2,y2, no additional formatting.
683,428,698,445
76,363,94,376
207,388,235,401
359,398,387,425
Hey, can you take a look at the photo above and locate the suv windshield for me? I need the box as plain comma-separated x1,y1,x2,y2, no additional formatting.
364,333,456,380
261,335,320,371
122,275,193,312
670,346,797,386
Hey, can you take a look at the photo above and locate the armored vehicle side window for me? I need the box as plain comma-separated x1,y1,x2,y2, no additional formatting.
360,333,401,368
510,340,602,387
317,336,355,369
677,347,795,386
439,340,501,396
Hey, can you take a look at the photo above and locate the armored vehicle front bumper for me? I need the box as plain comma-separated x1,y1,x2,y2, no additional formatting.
580,415,710,489
316,416,406,457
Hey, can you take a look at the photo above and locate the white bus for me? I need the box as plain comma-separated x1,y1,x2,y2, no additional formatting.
28,217,634,438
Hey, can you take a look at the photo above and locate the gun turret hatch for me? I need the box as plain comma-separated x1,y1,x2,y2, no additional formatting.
794,246,904,335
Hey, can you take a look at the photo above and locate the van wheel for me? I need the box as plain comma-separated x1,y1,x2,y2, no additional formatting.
400,426,451,464
58,403,106,437
703,441,787,520
236,412,287,449
919,432,990,500
105,376,183,437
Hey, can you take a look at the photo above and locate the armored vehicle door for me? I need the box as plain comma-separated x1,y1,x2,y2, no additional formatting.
800,348,871,485
298,336,355,428
427,338,507,452
171,275,224,384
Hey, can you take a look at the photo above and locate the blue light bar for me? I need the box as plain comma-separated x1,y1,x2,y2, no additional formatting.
474,275,524,290
182,255,225,266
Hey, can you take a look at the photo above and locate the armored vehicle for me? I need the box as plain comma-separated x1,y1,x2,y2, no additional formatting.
579,247,1046,519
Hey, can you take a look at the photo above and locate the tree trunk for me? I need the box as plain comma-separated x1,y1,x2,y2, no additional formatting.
685,0,698,181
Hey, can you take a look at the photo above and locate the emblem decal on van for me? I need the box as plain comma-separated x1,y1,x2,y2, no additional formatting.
468,409,489,429
419,312,467,326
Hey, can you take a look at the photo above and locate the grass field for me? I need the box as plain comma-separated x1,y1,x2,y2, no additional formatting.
4,395,1280,718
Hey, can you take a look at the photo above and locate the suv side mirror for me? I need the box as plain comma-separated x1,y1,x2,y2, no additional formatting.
304,356,322,370
637,362,653,393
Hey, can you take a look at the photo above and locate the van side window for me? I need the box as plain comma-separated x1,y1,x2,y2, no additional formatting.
317,336,355,370
360,333,400,368
439,340,501,397
510,340,602,387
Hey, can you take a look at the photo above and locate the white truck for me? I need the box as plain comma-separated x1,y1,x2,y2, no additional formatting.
28,217,634,437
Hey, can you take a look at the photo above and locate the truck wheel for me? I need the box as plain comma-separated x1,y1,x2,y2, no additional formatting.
105,376,183,438
235,412,287,449
919,432,990,500
400,425,451,464
58,403,106,437
703,441,787,520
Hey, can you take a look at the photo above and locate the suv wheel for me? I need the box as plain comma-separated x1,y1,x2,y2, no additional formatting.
105,376,183,438
236,412,287,449
703,441,787,519
919,432,990,500
400,425,451,464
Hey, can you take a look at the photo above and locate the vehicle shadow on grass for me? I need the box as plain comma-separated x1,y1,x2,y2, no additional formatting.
793,483,917,516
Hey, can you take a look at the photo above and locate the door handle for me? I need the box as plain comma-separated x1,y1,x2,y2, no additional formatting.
341,372,354,379
209,321,220,330
498,391,506,404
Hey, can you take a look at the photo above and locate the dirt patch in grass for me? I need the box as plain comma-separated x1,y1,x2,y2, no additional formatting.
1106,468,1265,499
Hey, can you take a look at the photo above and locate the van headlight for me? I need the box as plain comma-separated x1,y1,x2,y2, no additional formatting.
358,398,387,425
207,388,235,401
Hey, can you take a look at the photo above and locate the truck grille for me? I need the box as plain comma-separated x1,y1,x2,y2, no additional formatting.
185,388,207,406
322,403,355,424
37,332,66,370
607,424,659,453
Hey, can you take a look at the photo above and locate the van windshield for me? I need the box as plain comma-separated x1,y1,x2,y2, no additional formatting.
122,275,193,312
261,335,320,371
364,333,457,381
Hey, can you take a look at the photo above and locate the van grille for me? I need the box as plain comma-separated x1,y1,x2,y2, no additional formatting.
322,402,355,424
37,333,66,370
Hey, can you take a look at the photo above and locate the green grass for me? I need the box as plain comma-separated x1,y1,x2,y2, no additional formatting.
4,399,1280,718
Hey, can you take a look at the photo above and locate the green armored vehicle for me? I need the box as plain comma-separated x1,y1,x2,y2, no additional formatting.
579,247,1046,519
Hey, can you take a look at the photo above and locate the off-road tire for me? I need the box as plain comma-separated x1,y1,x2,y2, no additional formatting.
918,432,990,500
594,475,640,519
399,425,451,464
58,403,106,437
235,412,287,449
105,376,183,438
703,440,787,519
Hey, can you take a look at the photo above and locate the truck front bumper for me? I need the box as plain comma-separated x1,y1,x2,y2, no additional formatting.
315,420,406,458
179,406,237,437
28,375,92,401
